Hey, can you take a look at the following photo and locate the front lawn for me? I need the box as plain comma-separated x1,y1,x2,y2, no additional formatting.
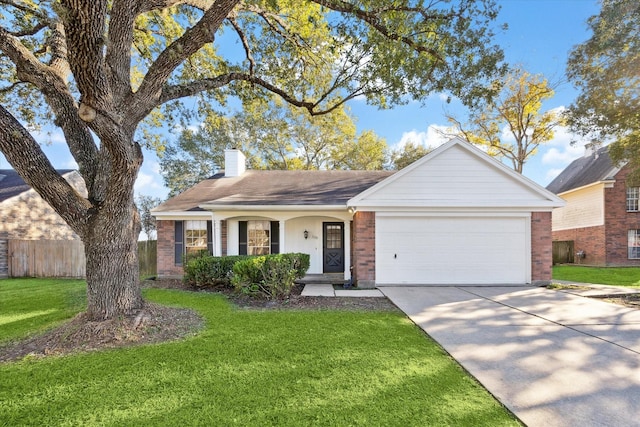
0,278,86,343
0,279,520,426
553,265,640,287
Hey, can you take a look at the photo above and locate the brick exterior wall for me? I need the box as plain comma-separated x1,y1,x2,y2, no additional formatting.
352,211,375,288
156,219,230,278
552,225,606,265
603,166,640,265
531,212,553,283
0,232,7,279
157,220,183,278
551,165,640,266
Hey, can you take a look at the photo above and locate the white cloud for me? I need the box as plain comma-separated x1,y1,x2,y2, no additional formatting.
541,126,589,166
135,171,164,193
392,125,452,150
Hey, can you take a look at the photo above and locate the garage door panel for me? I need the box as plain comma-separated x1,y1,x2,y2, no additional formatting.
376,216,528,285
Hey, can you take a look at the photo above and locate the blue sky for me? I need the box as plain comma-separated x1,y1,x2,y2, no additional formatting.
0,0,601,200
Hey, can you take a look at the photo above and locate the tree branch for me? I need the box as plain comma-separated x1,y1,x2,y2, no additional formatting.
106,0,136,105
0,25,100,196
59,0,111,112
130,0,239,125
311,0,447,63
0,104,92,234
228,17,255,75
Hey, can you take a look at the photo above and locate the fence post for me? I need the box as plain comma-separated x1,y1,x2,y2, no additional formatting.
0,232,8,279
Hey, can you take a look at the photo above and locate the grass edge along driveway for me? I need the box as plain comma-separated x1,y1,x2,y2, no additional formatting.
1,279,520,426
553,265,640,287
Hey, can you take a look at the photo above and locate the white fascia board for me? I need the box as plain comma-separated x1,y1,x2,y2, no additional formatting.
198,204,346,211
350,199,566,211
151,211,211,220
358,205,556,213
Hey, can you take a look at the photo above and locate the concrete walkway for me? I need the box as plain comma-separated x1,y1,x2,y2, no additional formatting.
301,284,384,297
379,285,640,427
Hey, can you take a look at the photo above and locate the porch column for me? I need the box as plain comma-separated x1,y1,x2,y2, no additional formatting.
344,220,351,281
214,219,222,256
279,220,286,253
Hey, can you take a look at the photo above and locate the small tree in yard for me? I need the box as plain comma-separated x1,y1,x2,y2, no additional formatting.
0,0,505,321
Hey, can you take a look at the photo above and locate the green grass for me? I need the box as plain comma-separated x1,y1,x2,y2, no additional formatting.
0,280,519,426
0,278,86,343
553,265,640,287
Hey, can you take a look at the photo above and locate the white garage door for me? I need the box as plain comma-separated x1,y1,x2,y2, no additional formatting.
376,216,529,285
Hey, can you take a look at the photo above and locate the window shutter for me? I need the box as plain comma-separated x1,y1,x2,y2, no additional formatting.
207,221,213,255
239,221,247,255
270,221,280,254
174,220,184,265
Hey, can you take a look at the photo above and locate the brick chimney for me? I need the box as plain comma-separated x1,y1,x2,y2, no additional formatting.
224,148,246,177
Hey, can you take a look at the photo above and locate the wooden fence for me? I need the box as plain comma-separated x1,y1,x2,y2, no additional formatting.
8,240,86,278
552,240,575,265
6,239,158,278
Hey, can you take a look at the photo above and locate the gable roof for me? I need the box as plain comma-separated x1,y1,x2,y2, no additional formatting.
349,138,565,209
0,169,76,203
153,170,395,213
546,146,619,194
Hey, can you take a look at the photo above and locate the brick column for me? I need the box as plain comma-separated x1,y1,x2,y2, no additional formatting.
0,232,8,279
531,212,552,284
352,211,376,288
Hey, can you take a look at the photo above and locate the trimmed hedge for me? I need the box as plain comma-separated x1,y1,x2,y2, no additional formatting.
232,253,310,299
184,255,250,288
183,253,310,298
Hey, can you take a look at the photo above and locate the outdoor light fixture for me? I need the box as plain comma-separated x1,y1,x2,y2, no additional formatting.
304,230,309,239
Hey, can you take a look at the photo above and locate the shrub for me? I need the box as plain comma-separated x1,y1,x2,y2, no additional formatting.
232,253,310,299
184,255,249,288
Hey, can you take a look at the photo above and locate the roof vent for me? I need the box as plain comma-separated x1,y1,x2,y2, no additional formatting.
224,149,246,177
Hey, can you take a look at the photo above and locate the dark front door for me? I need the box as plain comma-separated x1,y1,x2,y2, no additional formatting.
323,222,344,273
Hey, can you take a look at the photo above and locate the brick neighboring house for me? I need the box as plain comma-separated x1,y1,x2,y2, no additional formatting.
152,138,564,287
0,169,86,240
547,144,640,266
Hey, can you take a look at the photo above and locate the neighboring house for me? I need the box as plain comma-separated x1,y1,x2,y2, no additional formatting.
152,138,564,286
547,144,640,266
0,169,85,240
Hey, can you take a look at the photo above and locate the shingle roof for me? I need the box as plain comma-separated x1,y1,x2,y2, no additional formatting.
153,170,396,212
0,169,75,203
546,146,619,194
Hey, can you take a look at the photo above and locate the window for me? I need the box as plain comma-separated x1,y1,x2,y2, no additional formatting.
185,220,207,256
627,187,639,211
628,230,640,259
248,220,270,255
325,224,342,249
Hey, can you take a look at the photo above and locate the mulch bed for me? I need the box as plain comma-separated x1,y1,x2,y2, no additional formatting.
0,279,398,363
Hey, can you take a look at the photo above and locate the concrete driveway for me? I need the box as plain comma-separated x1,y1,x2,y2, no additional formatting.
379,286,640,427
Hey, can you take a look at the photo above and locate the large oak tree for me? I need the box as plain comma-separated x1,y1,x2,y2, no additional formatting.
0,0,505,320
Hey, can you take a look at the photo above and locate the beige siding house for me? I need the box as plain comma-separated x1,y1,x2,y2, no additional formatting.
0,169,85,240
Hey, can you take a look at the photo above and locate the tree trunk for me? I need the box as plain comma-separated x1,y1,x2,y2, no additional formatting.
84,201,143,320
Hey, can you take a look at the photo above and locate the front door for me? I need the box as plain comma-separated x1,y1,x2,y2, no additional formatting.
323,222,344,273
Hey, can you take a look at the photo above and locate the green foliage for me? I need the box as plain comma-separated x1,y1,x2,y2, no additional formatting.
135,194,162,240
232,253,310,299
387,141,432,170
448,67,564,173
183,255,250,289
566,0,640,182
0,287,518,426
